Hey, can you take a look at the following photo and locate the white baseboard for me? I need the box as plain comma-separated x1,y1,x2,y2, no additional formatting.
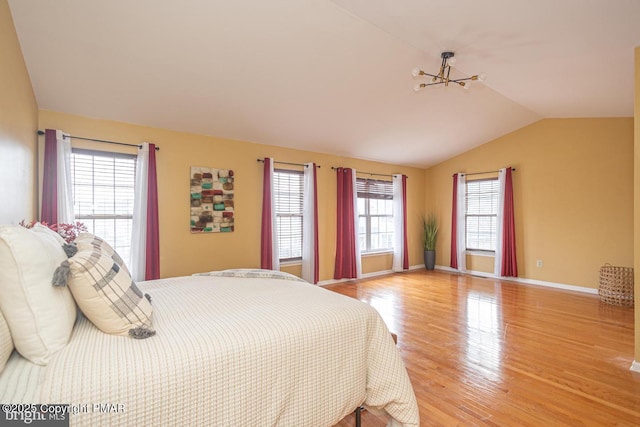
434,265,598,295
317,264,424,287
319,264,598,295
630,361,640,373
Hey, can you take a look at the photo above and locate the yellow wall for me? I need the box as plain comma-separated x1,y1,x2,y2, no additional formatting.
425,118,634,289
38,110,425,281
0,0,38,224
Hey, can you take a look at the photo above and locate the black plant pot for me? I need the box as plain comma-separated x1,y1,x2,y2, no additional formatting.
424,250,436,270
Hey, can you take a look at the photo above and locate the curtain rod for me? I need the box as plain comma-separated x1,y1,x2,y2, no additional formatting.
256,158,320,168
453,167,516,177
37,130,160,151
331,167,406,179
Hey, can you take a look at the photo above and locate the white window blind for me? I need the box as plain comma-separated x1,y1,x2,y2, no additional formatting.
273,169,303,261
357,178,394,252
70,149,136,263
465,178,499,251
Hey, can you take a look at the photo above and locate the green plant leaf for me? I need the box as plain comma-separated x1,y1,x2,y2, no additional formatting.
421,213,439,251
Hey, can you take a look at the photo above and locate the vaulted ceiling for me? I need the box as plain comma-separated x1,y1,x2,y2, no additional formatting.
8,0,640,168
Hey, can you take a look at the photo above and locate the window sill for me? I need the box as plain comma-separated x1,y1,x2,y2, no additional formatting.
361,250,394,257
465,250,495,258
279,259,301,267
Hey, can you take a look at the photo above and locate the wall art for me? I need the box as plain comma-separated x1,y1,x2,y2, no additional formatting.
190,166,235,233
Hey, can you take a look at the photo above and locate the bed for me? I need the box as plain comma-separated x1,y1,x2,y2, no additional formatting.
0,226,419,426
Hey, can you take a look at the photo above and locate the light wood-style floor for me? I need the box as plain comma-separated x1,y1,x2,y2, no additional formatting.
328,269,639,426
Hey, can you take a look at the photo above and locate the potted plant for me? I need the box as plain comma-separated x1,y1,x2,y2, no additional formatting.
422,213,438,270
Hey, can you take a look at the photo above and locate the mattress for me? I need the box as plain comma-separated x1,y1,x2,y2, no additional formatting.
1,274,419,426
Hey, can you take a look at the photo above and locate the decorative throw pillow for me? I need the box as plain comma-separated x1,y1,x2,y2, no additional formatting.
74,233,131,275
65,245,154,338
31,222,66,245
0,225,77,365
0,308,13,373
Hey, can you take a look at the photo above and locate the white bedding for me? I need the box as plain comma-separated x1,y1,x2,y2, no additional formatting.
1,275,419,426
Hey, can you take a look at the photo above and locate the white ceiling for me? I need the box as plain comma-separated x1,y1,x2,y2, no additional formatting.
8,0,640,168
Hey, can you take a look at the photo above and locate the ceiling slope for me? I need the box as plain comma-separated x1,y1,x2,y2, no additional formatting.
9,0,637,167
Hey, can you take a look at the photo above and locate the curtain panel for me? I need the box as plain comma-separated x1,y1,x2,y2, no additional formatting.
260,158,279,270
392,174,409,272
334,168,361,279
450,173,466,272
494,168,506,276
449,173,458,269
131,142,160,281
497,167,518,277
302,163,319,284
41,129,74,225
145,143,160,280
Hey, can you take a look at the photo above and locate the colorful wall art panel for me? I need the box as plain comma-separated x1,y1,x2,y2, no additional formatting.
190,166,235,233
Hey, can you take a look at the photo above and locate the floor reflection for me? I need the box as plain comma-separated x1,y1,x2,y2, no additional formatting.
464,290,503,382
363,292,401,335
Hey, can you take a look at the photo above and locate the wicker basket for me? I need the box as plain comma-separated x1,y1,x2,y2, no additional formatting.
598,265,634,307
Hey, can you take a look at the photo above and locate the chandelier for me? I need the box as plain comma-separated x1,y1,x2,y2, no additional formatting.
412,52,485,91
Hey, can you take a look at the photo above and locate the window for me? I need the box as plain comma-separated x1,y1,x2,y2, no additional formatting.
465,178,499,251
70,149,136,263
357,178,393,253
273,169,303,261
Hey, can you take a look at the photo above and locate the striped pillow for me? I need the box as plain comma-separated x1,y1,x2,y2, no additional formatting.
74,233,131,275
66,246,154,338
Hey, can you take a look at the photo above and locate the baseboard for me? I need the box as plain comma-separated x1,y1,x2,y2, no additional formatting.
318,264,424,287
434,265,459,273
511,276,598,294
434,265,598,295
317,279,343,287
317,271,390,287
630,361,640,373
320,265,598,295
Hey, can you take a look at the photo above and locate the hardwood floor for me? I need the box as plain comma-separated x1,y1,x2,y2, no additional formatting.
328,269,639,426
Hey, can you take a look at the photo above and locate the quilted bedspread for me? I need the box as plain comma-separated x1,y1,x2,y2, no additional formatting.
1,274,419,426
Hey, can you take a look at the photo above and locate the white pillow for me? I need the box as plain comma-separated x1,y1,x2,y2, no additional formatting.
0,308,13,373
66,245,154,338
0,225,77,365
31,222,66,245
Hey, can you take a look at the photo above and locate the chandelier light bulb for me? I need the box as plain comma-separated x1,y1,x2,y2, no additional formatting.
412,52,481,92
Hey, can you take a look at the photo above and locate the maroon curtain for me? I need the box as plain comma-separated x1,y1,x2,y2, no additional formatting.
334,168,358,279
41,129,58,224
312,163,320,283
450,173,459,269
401,174,409,270
145,144,160,280
261,158,275,269
501,168,518,277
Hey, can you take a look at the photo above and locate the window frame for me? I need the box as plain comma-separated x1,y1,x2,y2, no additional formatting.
356,178,394,254
70,148,137,262
464,177,499,253
273,168,304,263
